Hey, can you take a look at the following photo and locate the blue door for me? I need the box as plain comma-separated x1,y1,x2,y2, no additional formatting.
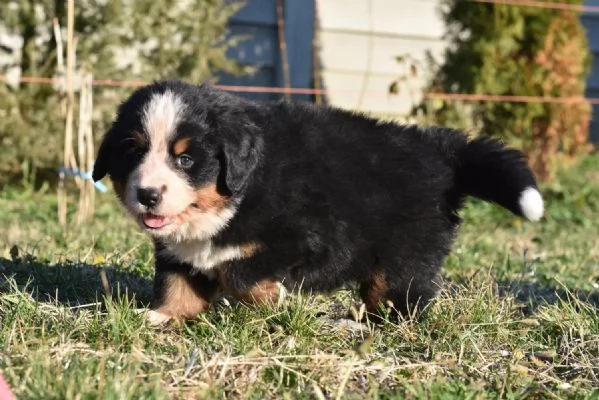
217,0,316,103
582,0,599,143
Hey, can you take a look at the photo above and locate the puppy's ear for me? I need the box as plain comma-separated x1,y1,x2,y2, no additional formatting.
92,127,116,181
217,115,263,194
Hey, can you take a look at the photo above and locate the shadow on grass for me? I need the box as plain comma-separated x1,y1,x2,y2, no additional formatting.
438,270,599,318
1,255,596,318
0,256,152,307
498,277,599,315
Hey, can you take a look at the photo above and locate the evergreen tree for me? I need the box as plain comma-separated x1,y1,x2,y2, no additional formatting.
420,0,591,180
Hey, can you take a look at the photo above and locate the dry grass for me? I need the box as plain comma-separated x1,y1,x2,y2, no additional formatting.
1,156,598,399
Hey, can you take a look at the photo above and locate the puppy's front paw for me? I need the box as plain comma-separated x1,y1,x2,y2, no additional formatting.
136,308,172,326
147,309,172,325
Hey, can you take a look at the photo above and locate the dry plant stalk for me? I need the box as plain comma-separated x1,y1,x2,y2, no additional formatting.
275,0,291,101
76,71,95,224
57,0,95,226
54,16,67,226
57,0,76,226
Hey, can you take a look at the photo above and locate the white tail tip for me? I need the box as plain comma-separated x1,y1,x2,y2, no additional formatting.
519,187,544,221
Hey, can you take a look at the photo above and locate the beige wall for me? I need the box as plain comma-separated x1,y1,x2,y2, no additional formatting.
316,0,446,117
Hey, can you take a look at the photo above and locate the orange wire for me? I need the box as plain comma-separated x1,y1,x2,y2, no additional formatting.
2,74,598,104
1,0,597,104
472,0,599,13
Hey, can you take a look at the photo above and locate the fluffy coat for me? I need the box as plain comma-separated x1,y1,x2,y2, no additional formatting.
93,80,543,323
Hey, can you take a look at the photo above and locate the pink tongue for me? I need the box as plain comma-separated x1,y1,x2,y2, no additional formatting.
142,214,171,229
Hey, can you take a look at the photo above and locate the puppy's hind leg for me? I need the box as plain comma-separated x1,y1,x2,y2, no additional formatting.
359,262,440,320
217,262,287,307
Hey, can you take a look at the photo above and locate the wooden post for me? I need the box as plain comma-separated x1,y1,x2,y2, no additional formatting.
275,0,291,101
58,0,77,227
76,70,94,223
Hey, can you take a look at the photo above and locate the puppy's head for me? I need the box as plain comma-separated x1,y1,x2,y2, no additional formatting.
93,81,262,242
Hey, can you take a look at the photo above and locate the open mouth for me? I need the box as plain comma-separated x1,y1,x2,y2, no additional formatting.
141,213,174,229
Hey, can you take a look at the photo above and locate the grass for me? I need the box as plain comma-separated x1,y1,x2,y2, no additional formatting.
1,155,598,399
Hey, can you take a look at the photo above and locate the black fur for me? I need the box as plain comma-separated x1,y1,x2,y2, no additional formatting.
94,80,542,318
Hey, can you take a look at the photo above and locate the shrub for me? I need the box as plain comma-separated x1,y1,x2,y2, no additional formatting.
414,0,592,181
0,0,243,186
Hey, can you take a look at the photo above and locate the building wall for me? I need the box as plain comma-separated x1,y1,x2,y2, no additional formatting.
316,0,446,118
220,0,448,118
316,0,599,140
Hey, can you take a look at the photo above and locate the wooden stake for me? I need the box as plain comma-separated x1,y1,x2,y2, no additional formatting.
58,0,77,227
77,71,94,223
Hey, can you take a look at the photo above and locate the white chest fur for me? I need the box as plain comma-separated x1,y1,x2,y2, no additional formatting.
161,239,249,278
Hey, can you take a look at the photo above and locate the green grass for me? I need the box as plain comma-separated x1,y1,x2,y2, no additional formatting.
1,155,598,399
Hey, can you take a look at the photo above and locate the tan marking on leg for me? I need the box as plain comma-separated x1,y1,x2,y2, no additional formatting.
218,269,283,305
360,267,389,313
238,279,284,304
153,273,215,322
173,137,191,156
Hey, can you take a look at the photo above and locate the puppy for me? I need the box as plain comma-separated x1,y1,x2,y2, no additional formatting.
92,80,543,324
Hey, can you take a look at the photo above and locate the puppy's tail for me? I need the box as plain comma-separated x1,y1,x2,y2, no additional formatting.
454,136,543,221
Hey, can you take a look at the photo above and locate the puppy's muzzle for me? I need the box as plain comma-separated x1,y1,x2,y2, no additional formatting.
137,186,162,208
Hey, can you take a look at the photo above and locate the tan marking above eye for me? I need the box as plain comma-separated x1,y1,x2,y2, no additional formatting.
173,137,191,156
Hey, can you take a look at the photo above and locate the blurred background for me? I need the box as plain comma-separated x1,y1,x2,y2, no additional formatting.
0,0,597,218
1,4,598,396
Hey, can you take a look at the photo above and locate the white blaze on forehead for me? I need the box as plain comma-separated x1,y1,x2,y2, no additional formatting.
142,90,186,145
125,90,192,217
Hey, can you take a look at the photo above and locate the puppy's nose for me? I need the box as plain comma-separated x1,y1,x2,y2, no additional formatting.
137,187,162,208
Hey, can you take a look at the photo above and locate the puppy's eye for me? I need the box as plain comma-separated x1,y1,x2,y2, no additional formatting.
176,154,194,169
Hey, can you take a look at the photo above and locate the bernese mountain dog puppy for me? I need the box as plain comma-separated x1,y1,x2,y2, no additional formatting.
92,80,543,324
